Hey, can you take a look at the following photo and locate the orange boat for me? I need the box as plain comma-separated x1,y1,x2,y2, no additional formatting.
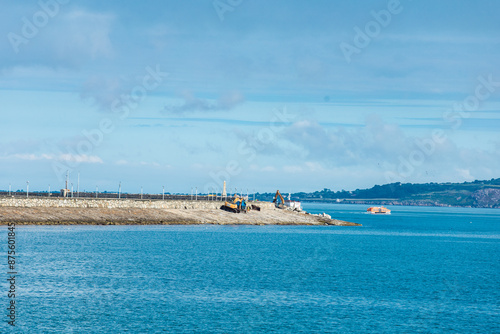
367,206,391,214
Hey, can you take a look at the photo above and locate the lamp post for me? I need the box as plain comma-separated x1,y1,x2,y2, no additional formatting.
65,170,69,197
26,181,29,198
195,187,197,201
162,186,165,200
118,182,122,199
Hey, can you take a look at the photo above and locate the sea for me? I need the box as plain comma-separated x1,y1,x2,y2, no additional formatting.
2,203,499,333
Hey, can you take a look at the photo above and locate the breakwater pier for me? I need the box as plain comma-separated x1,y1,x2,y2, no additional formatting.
0,197,359,226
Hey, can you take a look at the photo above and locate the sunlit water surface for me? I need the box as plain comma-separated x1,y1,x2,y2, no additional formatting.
2,204,499,333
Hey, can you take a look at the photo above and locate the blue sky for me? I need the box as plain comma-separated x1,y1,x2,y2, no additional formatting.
1,0,499,194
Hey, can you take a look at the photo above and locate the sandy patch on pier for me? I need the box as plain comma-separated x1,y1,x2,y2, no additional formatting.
0,207,359,226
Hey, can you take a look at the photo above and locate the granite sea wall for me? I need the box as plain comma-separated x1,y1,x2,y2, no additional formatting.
0,197,275,210
0,197,359,226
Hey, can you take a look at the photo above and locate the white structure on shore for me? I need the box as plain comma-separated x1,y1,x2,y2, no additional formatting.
284,193,302,211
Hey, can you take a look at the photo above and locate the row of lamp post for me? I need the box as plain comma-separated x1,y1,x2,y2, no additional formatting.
7,180,256,202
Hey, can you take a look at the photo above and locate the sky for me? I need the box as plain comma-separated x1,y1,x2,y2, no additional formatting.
1,0,499,194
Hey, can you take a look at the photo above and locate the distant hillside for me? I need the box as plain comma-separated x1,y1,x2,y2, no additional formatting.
257,178,500,208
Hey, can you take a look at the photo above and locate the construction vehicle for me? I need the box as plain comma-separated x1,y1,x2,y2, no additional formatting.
250,204,261,211
220,196,250,213
273,190,285,208
273,190,302,211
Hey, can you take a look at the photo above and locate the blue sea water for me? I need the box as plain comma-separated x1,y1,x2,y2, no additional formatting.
2,204,499,333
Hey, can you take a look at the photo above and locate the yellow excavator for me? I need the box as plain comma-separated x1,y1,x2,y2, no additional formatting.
273,190,285,208
220,196,250,213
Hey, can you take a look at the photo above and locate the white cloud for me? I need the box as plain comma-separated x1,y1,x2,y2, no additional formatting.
60,10,115,60
268,115,500,185
3,153,103,164
249,165,277,172
456,168,474,181
12,154,44,161
80,75,129,111
59,154,103,163
281,115,411,166
1,9,115,70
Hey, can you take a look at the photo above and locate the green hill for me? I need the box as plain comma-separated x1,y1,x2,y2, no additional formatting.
257,178,500,208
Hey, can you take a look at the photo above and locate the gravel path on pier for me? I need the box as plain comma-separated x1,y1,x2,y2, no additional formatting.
0,207,360,226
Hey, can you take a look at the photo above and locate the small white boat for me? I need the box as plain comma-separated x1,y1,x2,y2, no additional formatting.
367,206,391,214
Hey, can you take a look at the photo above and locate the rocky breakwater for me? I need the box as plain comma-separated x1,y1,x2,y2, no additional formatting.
0,197,360,226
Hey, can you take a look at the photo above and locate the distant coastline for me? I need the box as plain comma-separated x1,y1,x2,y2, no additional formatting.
257,178,500,209
300,198,500,208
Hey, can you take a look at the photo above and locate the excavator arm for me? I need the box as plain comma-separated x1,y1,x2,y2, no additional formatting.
273,190,285,206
